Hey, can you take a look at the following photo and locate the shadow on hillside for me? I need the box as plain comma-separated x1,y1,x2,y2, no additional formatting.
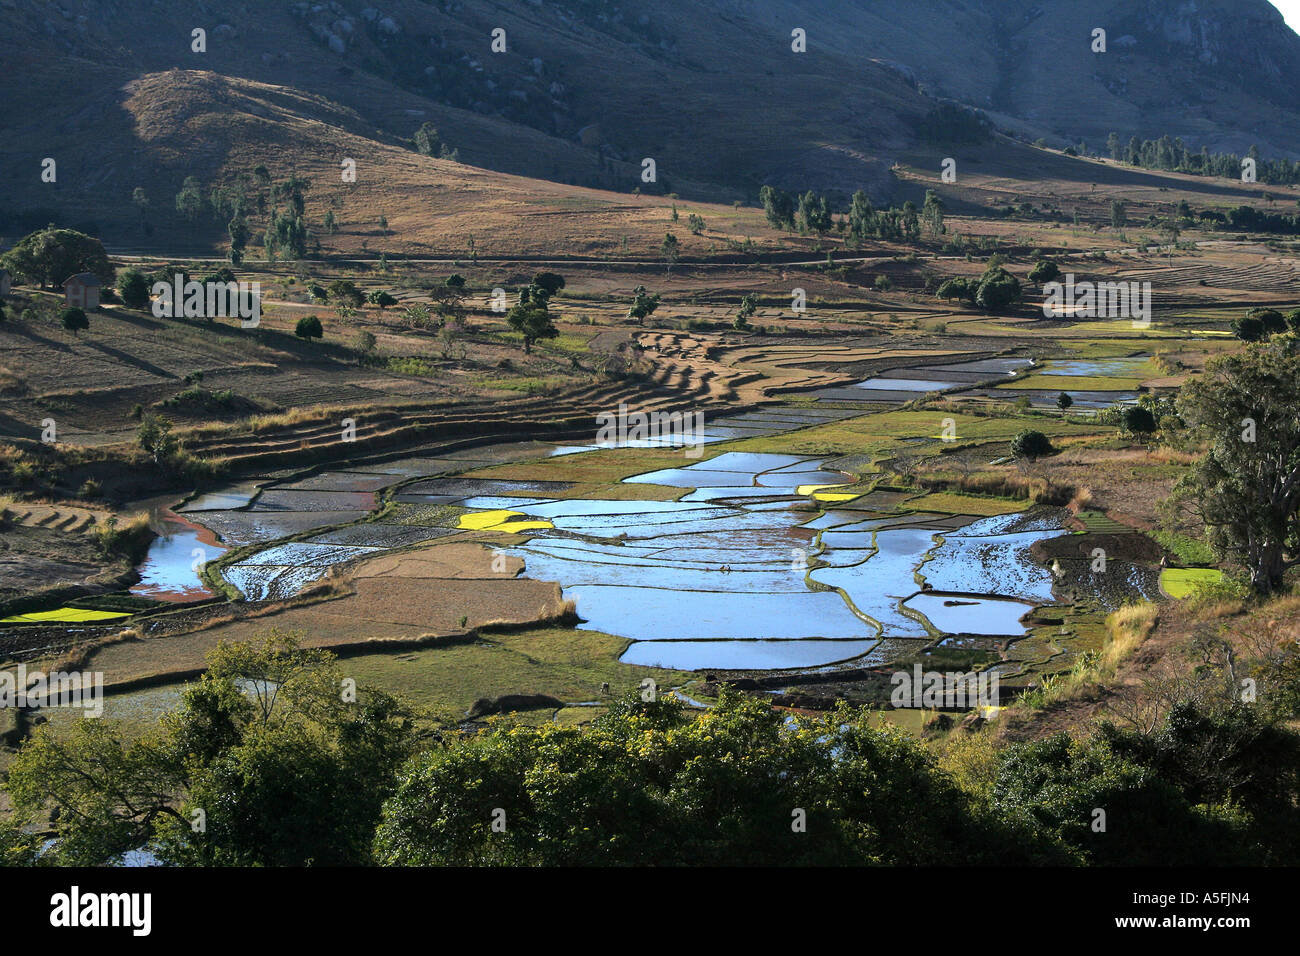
5,322,74,354
80,340,177,382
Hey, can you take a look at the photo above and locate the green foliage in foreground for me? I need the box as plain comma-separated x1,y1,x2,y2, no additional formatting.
374,691,1057,866
4,632,1299,867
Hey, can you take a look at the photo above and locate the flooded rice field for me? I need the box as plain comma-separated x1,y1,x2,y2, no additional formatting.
132,406,1154,673
474,455,1086,670
130,508,229,602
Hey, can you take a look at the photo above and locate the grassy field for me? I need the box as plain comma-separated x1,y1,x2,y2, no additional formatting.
1160,568,1225,599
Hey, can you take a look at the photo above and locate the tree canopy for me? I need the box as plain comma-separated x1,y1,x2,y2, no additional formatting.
0,227,113,288
1010,429,1054,460
1176,334,1300,593
506,279,561,353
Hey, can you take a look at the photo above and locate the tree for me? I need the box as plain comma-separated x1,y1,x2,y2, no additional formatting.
1110,199,1128,230
974,265,1022,313
412,122,442,157
7,633,417,866
327,279,364,308
131,187,151,233
1028,259,1061,285
264,208,308,261
627,285,661,323
227,215,250,265
1056,391,1073,416
60,307,88,336
921,189,946,237
759,185,796,230
1010,429,1054,460
1232,315,1266,342
137,413,178,465
374,691,1035,866
992,731,1243,866
661,232,680,269
0,227,113,288
531,272,566,298
506,278,562,353
1248,308,1286,337
686,213,705,235
797,191,832,235
936,277,974,302
175,176,204,222
734,293,759,331
403,304,435,331
295,315,323,340
1175,336,1300,593
1120,405,1157,437
506,289,559,354
117,268,151,310
367,290,398,311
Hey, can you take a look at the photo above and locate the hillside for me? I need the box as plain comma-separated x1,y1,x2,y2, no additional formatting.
2,0,1300,256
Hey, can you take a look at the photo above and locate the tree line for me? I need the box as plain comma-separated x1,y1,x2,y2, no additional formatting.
3,629,1296,867
1106,132,1300,186
760,186,946,245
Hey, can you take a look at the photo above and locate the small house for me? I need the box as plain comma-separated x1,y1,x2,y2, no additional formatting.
63,273,100,310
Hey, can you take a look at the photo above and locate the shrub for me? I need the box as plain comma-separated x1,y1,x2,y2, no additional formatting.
1010,429,1054,460
1120,405,1157,436
116,268,151,310
295,315,323,340
1028,259,1061,284
60,307,88,335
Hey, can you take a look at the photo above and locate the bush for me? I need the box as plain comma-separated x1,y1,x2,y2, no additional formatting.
974,267,1022,312
1248,308,1286,336
59,307,88,335
116,268,151,310
1120,405,1157,436
295,315,323,340
1010,429,1054,460
1028,259,1061,284
373,691,1045,866
1232,315,1264,342
936,277,973,302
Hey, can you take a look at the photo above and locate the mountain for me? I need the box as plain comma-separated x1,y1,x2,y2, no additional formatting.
1,0,1298,252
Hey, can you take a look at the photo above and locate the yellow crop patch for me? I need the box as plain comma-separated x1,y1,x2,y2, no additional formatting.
456,510,554,534
493,520,554,534
0,608,131,623
813,492,860,502
797,483,849,496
